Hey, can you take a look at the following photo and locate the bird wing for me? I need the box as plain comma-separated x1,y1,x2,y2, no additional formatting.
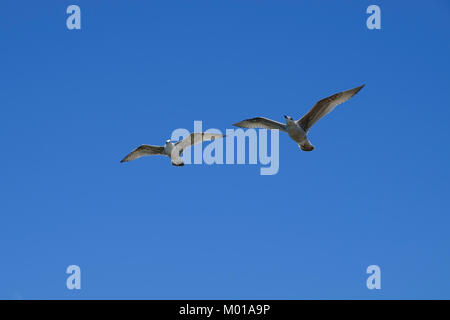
173,132,225,155
297,84,365,131
233,117,287,132
120,145,165,163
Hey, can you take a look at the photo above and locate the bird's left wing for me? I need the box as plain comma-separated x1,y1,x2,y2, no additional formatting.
120,145,165,163
173,133,225,155
297,84,365,131
233,117,287,132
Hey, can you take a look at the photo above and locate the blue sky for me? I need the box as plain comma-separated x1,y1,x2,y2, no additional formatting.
1,1,449,299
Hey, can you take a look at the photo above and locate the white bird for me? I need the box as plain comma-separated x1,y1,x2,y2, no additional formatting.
121,132,225,166
233,85,365,151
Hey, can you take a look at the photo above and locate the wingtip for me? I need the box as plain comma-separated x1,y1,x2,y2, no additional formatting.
352,84,365,95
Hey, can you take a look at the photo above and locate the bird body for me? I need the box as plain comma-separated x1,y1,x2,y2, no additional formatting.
163,141,175,157
285,118,307,141
233,85,365,151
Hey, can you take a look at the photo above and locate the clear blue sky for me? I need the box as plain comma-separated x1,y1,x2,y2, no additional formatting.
1,1,449,299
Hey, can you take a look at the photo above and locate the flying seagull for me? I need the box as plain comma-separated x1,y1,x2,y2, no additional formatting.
120,132,225,166
233,85,365,151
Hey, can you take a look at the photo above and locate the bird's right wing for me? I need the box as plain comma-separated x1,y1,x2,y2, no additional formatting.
233,117,287,132
173,133,225,156
297,85,365,131
120,145,165,163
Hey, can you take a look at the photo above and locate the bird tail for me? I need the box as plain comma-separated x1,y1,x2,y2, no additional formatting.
299,141,314,152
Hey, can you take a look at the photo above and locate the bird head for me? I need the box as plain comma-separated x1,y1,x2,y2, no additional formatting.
165,139,171,145
284,115,294,123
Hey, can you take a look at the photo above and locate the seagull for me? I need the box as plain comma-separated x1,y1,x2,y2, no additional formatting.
233,85,365,151
120,132,225,166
